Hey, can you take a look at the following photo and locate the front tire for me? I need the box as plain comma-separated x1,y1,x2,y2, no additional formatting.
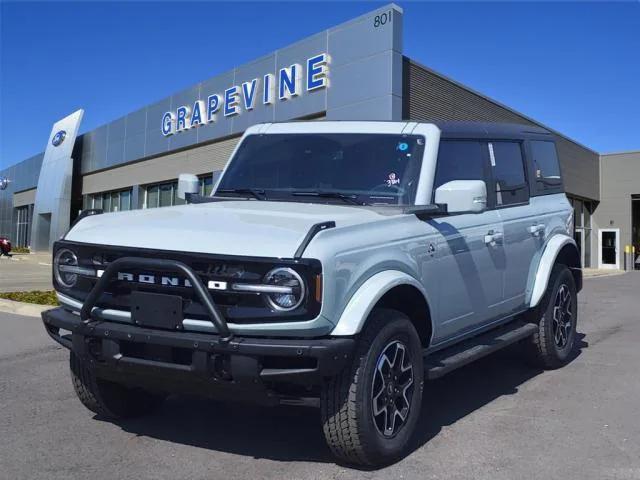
321,309,424,467
70,352,165,419
525,264,578,369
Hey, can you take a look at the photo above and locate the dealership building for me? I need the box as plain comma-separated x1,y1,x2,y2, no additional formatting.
0,4,638,270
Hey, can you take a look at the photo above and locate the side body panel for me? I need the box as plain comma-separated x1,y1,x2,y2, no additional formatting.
307,214,441,342
498,202,544,313
425,211,504,341
525,194,574,307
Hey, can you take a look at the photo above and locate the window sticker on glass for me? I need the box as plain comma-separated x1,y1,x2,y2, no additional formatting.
386,172,400,186
488,142,496,167
397,142,409,152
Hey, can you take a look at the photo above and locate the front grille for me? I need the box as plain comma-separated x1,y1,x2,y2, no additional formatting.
57,241,322,324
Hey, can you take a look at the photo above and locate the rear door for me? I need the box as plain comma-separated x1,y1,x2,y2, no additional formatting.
489,140,539,313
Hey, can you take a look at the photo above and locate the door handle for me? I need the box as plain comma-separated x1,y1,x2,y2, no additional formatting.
484,230,504,246
528,224,546,237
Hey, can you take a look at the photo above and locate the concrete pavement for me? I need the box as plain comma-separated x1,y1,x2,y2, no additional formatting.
0,253,53,292
1,273,639,479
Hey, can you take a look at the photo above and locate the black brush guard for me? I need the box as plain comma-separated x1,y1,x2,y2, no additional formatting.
43,256,355,394
80,256,233,342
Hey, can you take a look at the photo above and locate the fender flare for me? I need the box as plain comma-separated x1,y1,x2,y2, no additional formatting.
330,270,431,337
528,234,580,308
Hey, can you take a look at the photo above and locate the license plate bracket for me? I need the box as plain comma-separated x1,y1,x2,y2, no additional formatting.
131,291,183,330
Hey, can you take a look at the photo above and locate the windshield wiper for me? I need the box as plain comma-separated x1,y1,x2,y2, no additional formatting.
216,188,266,200
291,190,362,205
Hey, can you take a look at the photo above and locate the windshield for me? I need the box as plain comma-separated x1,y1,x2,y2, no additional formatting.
216,133,425,205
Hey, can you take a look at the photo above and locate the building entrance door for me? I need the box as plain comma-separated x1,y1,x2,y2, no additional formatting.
599,229,620,269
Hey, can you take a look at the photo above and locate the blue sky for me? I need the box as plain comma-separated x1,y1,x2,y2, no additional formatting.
1,1,639,169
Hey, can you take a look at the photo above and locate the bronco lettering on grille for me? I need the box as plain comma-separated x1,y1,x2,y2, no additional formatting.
96,271,227,290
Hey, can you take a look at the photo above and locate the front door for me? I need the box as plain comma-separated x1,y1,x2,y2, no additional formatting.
427,139,505,342
599,229,620,269
430,210,505,340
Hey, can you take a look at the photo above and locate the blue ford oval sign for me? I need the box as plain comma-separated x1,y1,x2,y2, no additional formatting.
52,130,67,147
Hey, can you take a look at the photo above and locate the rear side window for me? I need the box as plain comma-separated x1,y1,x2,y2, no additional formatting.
489,141,528,206
433,140,486,193
530,140,562,193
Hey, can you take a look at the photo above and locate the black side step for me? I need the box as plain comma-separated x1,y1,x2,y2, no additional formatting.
424,321,538,380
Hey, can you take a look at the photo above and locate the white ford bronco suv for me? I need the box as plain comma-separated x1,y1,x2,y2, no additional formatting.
42,121,581,466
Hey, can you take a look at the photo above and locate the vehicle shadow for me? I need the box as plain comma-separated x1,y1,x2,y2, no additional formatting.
101,333,588,467
408,332,588,457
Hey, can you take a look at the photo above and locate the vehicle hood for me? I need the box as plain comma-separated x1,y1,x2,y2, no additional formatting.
65,200,391,258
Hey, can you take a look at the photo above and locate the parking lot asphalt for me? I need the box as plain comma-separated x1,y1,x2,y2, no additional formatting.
1,273,639,480
0,254,52,292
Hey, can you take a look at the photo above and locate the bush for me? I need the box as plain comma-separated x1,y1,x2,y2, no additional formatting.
12,246,30,254
0,290,59,306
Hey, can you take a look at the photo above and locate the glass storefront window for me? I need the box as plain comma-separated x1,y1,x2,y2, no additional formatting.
147,185,159,208
584,228,591,268
159,183,173,207
568,197,592,268
15,205,31,247
110,191,120,212
86,188,132,212
120,190,131,211
145,180,196,208
103,194,111,212
201,176,214,196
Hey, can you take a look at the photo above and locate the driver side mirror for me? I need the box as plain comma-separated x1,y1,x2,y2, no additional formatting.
177,173,200,200
434,180,487,214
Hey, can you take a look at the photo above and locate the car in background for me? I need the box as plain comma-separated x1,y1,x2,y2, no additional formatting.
0,237,12,257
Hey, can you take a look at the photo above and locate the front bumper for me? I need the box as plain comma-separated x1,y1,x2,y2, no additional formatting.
43,307,354,404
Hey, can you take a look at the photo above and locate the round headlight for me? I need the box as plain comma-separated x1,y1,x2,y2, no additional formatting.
54,248,79,288
263,267,305,311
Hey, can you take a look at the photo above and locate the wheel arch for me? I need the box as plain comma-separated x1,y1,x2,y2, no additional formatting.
330,270,433,347
528,234,582,308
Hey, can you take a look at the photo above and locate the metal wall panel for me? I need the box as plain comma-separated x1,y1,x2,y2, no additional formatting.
168,84,200,151
403,59,600,201
0,153,43,240
593,151,640,267
77,3,403,175
81,136,240,194
13,188,36,207
554,137,600,201
231,54,278,132
32,109,84,251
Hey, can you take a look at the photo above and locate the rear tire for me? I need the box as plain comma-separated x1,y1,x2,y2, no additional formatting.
321,309,424,467
70,352,165,419
525,264,578,369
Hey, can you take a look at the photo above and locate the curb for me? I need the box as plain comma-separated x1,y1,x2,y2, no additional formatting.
583,270,627,279
0,298,52,317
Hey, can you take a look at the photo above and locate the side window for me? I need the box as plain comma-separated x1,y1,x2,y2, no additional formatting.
489,141,528,206
530,140,562,194
433,140,486,197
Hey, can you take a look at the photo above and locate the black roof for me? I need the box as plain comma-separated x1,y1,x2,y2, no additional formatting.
433,121,553,140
